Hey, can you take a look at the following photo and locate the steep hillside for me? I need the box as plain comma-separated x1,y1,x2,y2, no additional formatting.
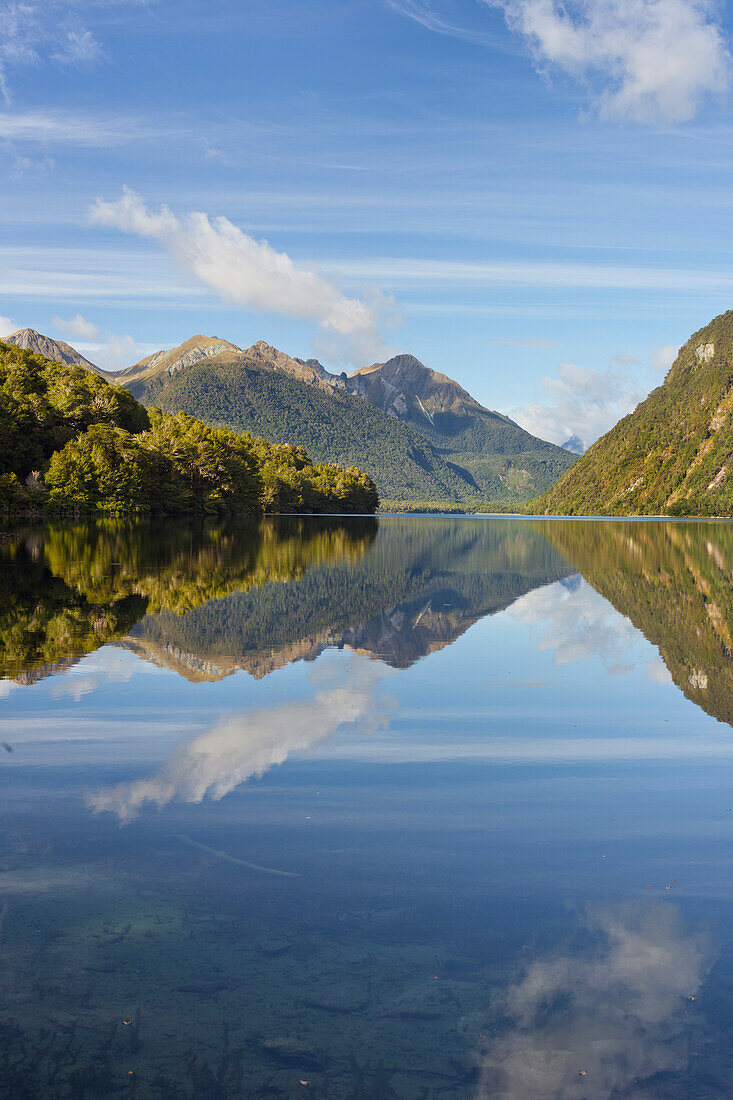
123,336,574,503
531,310,733,516
5,328,106,376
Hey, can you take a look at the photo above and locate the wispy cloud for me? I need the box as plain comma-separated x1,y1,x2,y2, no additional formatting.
88,189,398,365
487,336,560,348
484,0,730,123
329,256,733,293
0,108,173,146
384,0,498,44
512,355,646,447
0,1,111,103
0,313,16,336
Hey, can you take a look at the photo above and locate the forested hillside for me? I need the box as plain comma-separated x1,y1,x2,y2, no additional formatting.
124,358,478,502
0,341,378,515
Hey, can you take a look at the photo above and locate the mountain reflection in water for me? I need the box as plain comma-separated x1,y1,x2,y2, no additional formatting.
4,517,733,731
4,516,733,1097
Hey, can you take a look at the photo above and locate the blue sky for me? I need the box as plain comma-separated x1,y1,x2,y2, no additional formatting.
2,0,733,444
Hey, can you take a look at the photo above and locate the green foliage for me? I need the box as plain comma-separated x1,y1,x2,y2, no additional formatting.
0,341,378,516
529,310,733,517
0,340,148,480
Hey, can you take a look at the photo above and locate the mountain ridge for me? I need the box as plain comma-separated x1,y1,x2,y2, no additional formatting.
119,332,575,504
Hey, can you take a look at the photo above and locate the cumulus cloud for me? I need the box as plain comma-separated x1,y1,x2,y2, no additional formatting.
51,313,158,371
651,343,680,373
52,312,101,340
89,188,397,365
485,0,730,123
512,355,647,448
0,313,16,336
478,902,713,1098
88,662,393,823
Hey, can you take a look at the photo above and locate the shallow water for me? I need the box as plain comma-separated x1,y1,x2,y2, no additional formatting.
2,515,733,1098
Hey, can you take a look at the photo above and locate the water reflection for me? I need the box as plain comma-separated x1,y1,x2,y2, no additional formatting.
88,662,393,822
539,520,733,726
0,516,377,682
479,902,713,1100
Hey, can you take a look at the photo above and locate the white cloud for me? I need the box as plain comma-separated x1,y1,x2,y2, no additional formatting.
478,902,713,1098
0,313,16,336
51,313,158,371
52,312,100,340
651,343,680,373
88,188,397,365
485,0,730,123
87,662,393,823
512,355,646,447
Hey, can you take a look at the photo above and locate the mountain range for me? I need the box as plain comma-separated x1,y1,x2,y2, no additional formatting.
5,328,575,505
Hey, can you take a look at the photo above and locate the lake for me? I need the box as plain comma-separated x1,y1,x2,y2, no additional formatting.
2,515,733,1098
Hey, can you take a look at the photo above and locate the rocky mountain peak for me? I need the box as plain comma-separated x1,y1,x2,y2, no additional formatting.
4,328,105,376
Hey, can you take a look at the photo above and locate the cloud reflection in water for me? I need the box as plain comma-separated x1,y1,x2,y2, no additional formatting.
478,902,713,1099
87,660,393,823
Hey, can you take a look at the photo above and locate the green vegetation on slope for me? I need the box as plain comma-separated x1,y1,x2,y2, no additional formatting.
529,311,733,516
346,352,576,498
407,409,575,499
125,360,479,502
0,342,378,515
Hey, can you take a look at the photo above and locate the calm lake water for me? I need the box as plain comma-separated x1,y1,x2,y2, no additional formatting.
3,515,733,1098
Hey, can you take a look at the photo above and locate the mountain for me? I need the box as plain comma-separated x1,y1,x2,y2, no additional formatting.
562,435,585,455
530,310,733,516
122,335,576,504
345,352,576,497
4,328,106,376
242,340,351,392
115,333,247,382
121,336,485,502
